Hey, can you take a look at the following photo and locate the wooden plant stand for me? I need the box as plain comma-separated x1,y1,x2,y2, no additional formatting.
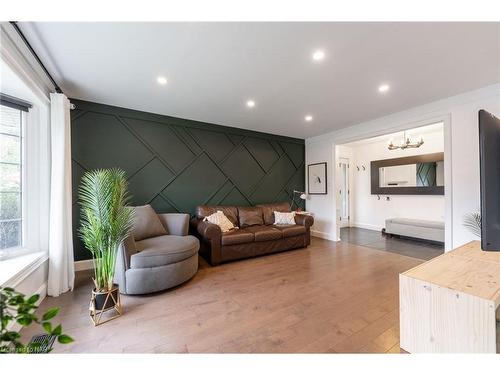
89,286,122,326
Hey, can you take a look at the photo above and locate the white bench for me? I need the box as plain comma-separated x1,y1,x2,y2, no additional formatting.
385,218,444,243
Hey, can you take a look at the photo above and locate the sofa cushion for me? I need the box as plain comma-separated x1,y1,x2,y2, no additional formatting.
273,224,306,238
238,206,264,227
196,205,238,226
203,210,236,232
243,226,283,242
257,202,291,225
132,205,167,241
221,229,254,245
131,235,199,269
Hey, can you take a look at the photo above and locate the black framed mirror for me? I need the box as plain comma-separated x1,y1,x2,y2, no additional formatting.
371,152,444,195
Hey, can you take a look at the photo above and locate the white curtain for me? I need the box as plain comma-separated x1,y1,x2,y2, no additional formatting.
47,93,74,297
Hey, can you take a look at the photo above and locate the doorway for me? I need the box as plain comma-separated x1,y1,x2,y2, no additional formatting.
338,157,350,228
334,121,447,260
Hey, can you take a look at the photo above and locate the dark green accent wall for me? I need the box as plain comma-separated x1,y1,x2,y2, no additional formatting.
71,99,305,261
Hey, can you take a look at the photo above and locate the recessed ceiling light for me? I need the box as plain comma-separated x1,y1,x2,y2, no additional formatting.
157,76,167,85
378,84,390,93
246,100,256,108
312,50,325,61
305,115,313,122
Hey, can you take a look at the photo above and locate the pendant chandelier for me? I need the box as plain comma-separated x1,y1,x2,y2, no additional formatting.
388,131,424,150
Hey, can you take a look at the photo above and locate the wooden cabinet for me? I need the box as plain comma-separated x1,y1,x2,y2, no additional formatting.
400,241,500,353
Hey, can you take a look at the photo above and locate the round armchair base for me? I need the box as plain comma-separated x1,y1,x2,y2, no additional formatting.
121,253,198,295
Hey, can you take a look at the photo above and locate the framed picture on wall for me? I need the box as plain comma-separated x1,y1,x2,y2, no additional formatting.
308,162,327,195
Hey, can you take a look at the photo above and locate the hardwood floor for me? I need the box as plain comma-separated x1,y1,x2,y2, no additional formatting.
340,227,444,261
20,237,422,353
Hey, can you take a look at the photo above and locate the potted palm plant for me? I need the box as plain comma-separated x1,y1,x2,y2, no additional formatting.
463,211,481,237
78,168,134,326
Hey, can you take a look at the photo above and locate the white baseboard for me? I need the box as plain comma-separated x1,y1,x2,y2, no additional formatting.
351,222,383,232
74,259,94,271
34,281,47,301
311,230,339,242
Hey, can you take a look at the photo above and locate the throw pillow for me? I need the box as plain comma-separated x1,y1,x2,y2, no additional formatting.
238,206,264,227
273,211,296,225
132,204,167,241
204,210,236,232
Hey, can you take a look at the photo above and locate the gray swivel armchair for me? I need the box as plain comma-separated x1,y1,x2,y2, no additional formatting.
114,205,200,295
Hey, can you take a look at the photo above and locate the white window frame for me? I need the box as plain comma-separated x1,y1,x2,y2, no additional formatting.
0,99,50,261
0,107,26,259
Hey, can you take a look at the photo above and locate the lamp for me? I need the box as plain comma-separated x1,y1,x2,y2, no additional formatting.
388,131,424,150
291,190,307,211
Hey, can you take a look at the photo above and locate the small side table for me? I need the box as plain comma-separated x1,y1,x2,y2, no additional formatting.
400,241,500,353
293,211,314,217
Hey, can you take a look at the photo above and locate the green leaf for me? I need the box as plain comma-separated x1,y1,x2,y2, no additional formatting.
42,321,52,334
16,316,33,326
52,324,62,336
27,294,40,305
1,315,13,326
1,331,21,341
42,307,59,321
8,295,23,305
57,334,74,344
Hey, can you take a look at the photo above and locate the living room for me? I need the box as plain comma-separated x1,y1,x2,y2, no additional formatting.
2,2,500,374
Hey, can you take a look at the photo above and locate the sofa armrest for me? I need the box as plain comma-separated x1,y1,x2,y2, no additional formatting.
158,213,189,236
295,214,314,229
191,218,222,241
190,218,223,266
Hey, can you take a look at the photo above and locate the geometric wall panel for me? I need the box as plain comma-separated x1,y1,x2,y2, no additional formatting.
71,99,305,260
416,162,437,187
222,144,265,196
250,156,297,203
122,117,196,173
127,158,174,205
243,137,280,172
206,180,234,206
71,111,153,175
219,187,252,206
280,142,305,169
188,128,235,162
162,153,227,214
149,195,178,214
71,160,86,204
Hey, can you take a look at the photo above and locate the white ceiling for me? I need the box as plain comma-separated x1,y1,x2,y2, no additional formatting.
18,22,500,139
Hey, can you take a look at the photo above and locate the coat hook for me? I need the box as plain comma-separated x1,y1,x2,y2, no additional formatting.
386,196,391,201
356,166,360,171
362,165,366,171
377,195,381,200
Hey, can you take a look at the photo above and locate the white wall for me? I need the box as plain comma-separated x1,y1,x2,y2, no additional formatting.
306,138,336,240
341,128,445,232
305,84,500,250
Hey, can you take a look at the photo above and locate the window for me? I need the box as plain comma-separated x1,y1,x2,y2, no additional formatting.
1,55,50,265
0,104,24,254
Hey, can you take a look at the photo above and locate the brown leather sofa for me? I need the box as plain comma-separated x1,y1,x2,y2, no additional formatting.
190,202,314,265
